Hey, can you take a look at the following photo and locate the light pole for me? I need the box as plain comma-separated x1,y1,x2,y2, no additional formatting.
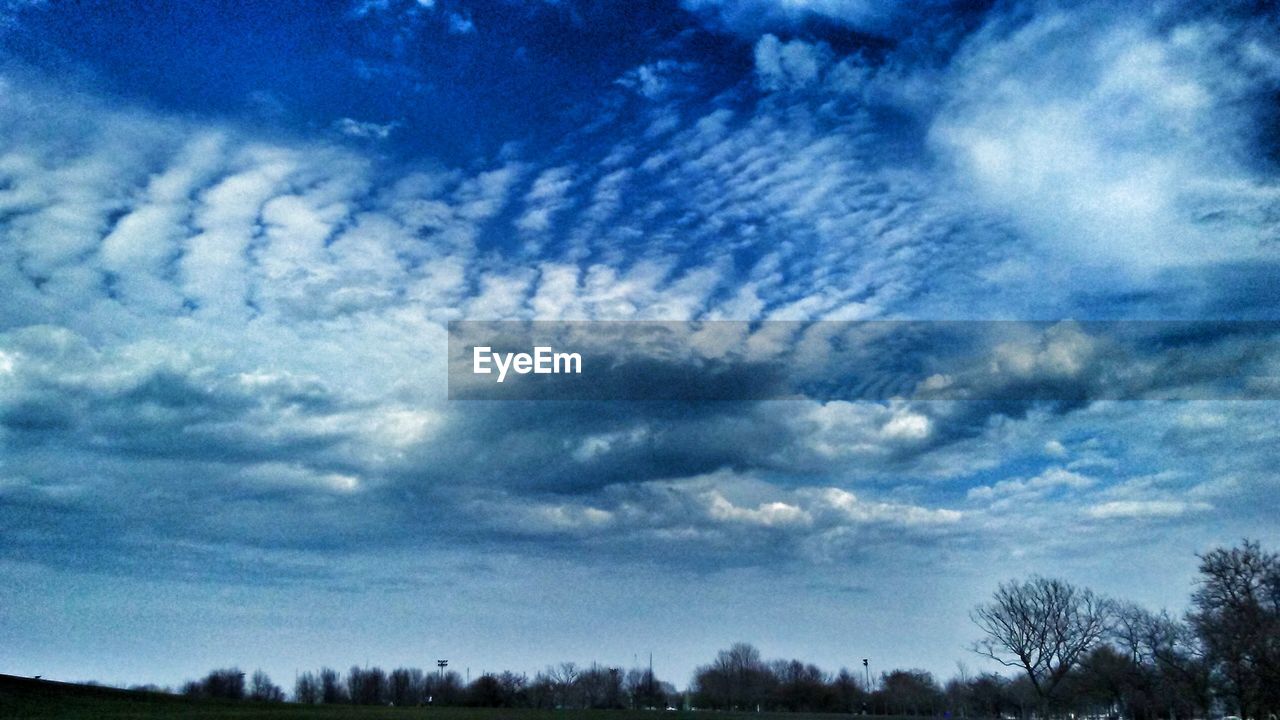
862,659,869,690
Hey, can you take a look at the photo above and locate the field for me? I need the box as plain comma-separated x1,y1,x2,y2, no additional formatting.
0,676,893,720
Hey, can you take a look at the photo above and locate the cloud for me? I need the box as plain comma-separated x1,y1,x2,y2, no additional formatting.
333,118,401,140
929,0,1280,272
515,166,575,236
967,467,1096,502
446,10,474,35
457,470,963,567
615,60,700,101
1086,499,1211,520
753,35,832,91
2,0,1279,591
679,0,951,36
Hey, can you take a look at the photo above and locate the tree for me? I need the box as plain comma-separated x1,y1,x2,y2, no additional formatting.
467,674,506,707
191,668,245,700
294,671,321,704
832,668,869,714
1070,645,1137,718
528,670,557,709
878,669,942,716
769,659,831,711
389,667,425,706
623,667,675,710
576,665,609,708
495,671,529,707
319,667,346,704
694,642,769,710
1111,602,1212,718
546,662,580,708
426,669,464,705
1189,539,1280,719
248,670,284,702
348,666,388,705
966,673,1013,719
972,576,1111,710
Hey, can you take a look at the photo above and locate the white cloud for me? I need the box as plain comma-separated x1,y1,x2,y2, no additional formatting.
333,118,400,140
459,469,964,557
708,491,812,527
616,60,698,100
754,35,831,91
681,0,915,35
515,165,574,235
930,1,1280,272
793,400,935,460
446,11,474,35
1086,499,1211,519
967,466,1096,501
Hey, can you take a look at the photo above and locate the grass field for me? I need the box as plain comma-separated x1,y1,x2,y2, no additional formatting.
0,675,908,720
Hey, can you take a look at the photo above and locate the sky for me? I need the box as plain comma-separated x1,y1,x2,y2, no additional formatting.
1,0,1280,692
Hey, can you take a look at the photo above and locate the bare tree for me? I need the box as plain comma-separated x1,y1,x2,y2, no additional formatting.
191,668,245,700
879,669,943,716
972,576,1111,710
348,665,388,705
319,667,346,704
547,662,580,708
294,671,321,704
248,670,284,702
694,642,769,710
389,667,425,706
1111,601,1212,718
1189,539,1280,719
426,669,463,705
624,666,673,709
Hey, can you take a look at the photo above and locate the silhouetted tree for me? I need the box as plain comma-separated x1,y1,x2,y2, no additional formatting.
348,665,387,705
769,659,832,711
547,662,580,708
973,576,1111,711
878,669,943,715
190,668,245,700
426,669,464,705
833,667,869,714
248,670,283,702
467,674,505,707
529,670,557,708
1110,602,1212,718
1189,539,1280,719
294,671,321,704
389,667,425,706
694,642,769,710
319,667,346,704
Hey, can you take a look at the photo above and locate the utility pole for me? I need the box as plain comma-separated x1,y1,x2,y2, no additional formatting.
862,658,869,690
437,659,448,682
648,652,653,696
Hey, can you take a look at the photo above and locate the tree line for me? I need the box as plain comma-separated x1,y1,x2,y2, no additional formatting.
969,539,1278,720
182,662,678,709
173,539,1277,718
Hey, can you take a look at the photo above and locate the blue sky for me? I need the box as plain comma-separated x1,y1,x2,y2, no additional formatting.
1,0,1279,691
